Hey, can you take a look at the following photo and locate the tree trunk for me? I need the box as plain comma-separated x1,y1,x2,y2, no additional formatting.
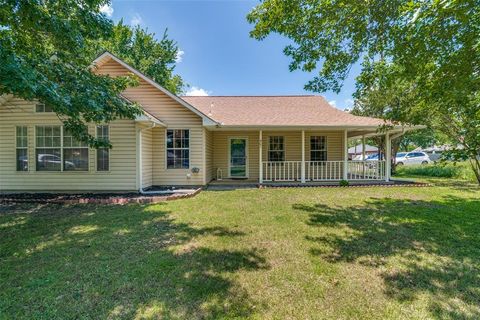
470,158,480,185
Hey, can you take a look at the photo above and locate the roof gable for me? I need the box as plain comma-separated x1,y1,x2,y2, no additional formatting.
92,52,218,126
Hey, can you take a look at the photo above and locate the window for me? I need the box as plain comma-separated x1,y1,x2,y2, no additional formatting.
310,136,327,161
63,129,89,171
96,125,110,171
16,126,28,171
36,126,61,171
35,126,89,171
35,103,53,113
268,136,284,161
166,129,189,169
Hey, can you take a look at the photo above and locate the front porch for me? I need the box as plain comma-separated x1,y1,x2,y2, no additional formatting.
208,128,394,185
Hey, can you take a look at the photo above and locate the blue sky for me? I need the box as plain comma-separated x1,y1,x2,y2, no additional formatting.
102,0,359,110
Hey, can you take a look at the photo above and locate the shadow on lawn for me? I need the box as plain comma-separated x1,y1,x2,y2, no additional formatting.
294,196,480,319
0,204,268,319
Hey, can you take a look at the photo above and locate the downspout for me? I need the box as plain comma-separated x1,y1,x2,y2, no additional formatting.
137,122,195,195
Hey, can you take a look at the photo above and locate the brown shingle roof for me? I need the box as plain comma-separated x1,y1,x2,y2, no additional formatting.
180,95,386,127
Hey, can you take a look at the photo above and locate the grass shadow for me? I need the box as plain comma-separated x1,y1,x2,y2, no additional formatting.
294,195,480,319
0,203,268,319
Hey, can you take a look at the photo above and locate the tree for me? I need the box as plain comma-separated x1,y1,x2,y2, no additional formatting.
248,0,480,184
0,0,141,147
88,20,185,94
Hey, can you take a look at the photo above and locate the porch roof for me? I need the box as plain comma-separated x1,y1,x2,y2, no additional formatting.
181,95,387,127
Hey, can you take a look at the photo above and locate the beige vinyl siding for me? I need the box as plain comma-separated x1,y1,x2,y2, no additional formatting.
0,99,137,192
141,128,153,189
212,131,260,182
97,59,204,186
204,128,214,183
210,130,345,182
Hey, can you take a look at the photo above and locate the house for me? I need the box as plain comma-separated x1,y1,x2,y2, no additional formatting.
0,52,421,192
348,144,379,160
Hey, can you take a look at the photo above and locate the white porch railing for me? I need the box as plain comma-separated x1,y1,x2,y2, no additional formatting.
347,160,386,180
262,161,301,181
262,160,386,182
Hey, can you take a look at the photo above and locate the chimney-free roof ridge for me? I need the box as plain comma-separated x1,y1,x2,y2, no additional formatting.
179,94,319,97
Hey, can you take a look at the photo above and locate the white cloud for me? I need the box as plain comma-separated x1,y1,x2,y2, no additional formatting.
130,13,143,26
100,4,113,17
185,86,210,96
328,100,337,107
345,98,355,108
175,50,184,63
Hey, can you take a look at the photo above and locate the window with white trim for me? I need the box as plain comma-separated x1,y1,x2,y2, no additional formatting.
36,126,62,171
16,126,28,171
35,126,89,171
35,103,53,112
268,136,284,161
63,129,89,171
310,136,327,161
96,125,110,171
166,129,189,169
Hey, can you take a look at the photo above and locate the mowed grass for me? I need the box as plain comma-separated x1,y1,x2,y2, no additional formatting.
1,180,480,319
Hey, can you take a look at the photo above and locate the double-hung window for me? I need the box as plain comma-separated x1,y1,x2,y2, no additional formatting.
310,136,327,161
166,129,189,169
36,126,62,171
16,126,28,171
35,126,89,171
268,136,284,161
63,129,89,171
96,125,110,171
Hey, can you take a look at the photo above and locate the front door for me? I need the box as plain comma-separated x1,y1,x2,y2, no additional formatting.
229,138,248,178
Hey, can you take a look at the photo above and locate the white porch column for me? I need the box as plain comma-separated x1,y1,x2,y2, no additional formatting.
362,135,366,177
343,130,348,180
385,132,391,181
362,135,366,160
301,130,306,183
259,130,263,184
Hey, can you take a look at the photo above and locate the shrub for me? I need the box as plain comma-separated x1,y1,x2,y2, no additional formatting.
339,179,349,187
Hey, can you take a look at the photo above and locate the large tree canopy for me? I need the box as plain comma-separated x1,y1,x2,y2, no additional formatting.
248,0,480,183
0,1,184,147
88,20,185,94
0,0,141,147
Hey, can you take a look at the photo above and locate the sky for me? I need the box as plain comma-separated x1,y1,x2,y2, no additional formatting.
101,0,360,110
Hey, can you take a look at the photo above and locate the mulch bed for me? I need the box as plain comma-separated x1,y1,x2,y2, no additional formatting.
0,188,202,205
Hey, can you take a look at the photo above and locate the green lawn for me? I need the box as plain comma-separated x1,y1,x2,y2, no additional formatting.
1,179,480,319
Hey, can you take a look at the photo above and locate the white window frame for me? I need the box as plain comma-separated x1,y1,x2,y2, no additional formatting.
310,136,328,161
15,126,28,172
62,129,89,172
34,125,89,172
34,103,54,113
96,125,110,172
165,129,190,170
268,136,285,162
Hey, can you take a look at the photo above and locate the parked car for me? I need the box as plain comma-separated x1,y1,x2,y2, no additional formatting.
395,152,432,166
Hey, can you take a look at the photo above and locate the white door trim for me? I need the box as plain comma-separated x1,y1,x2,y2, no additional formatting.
228,137,249,178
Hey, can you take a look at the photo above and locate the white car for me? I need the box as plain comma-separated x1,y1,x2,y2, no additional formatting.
395,152,431,166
